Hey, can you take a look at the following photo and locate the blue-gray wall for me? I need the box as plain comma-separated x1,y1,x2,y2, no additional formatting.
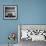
20,0,46,24
0,0,46,44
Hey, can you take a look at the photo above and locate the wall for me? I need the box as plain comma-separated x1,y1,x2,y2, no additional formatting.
0,0,19,44
0,0,46,45
20,0,46,24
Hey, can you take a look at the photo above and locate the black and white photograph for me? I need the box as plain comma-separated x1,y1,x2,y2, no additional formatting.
3,5,17,20
18,25,46,46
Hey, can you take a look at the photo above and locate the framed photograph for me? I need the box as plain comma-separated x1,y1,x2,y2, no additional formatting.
3,5,17,20
18,24,46,42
